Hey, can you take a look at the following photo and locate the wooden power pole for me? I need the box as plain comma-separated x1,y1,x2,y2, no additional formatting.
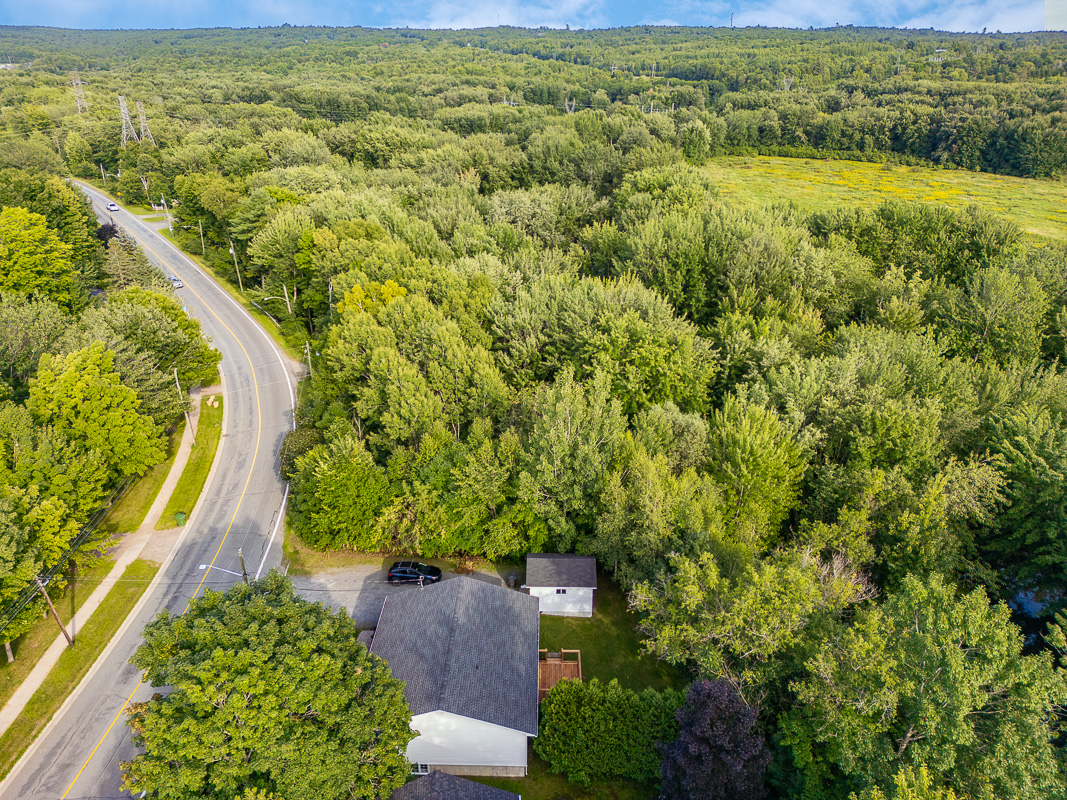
35,577,73,647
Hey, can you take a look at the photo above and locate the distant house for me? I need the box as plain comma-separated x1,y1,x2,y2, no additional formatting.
369,576,539,777
391,770,520,799
523,554,597,617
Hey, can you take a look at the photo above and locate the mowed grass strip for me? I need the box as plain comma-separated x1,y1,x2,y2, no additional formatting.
706,156,1067,241
0,559,159,779
98,420,185,536
156,396,223,530
0,558,114,709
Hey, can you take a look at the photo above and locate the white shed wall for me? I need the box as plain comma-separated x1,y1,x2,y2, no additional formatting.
407,710,530,773
529,587,593,616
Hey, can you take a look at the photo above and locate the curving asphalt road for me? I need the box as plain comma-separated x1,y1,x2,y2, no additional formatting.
0,183,301,800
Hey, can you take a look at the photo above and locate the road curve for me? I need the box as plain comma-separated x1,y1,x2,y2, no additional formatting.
0,184,300,800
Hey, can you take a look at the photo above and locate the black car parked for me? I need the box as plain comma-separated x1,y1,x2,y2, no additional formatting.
387,561,443,585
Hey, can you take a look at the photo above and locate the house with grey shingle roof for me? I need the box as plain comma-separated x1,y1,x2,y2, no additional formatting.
523,553,597,617
369,576,539,777
391,770,520,799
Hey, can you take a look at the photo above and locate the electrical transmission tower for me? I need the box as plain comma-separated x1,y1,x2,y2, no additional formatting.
118,95,139,148
136,100,156,146
70,73,87,113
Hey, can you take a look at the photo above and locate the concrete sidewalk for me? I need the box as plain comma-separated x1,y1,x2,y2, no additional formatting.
0,387,216,737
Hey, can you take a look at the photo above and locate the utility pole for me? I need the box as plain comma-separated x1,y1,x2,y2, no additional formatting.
118,96,139,149
174,368,196,445
160,194,172,233
71,73,87,113
304,341,313,376
198,219,205,255
100,163,106,181
238,549,250,585
137,100,156,146
228,238,244,293
35,577,73,647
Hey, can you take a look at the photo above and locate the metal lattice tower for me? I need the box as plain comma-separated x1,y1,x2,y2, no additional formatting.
118,95,139,148
70,73,87,113
136,100,156,146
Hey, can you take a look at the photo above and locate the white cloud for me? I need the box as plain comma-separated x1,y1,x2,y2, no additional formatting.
393,0,607,29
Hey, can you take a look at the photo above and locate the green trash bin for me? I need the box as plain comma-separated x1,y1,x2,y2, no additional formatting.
174,512,187,527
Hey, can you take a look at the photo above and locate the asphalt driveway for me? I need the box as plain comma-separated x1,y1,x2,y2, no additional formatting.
289,561,518,629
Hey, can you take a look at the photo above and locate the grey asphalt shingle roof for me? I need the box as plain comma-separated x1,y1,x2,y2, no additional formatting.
370,576,539,736
525,553,597,589
391,771,520,800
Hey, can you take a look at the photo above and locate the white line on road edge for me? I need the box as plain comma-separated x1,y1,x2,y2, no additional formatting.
255,483,289,581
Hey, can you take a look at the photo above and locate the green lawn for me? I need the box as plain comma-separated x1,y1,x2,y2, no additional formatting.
706,156,1067,241
97,420,185,535
539,576,689,694
0,558,114,710
0,558,159,779
476,752,656,800
156,395,223,530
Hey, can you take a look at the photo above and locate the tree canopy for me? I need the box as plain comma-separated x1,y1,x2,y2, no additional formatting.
123,572,414,800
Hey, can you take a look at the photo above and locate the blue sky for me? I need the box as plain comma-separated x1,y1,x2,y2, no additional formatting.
0,0,1050,33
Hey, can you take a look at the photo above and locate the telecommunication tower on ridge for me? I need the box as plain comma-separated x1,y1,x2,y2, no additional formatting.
70,73,87,113
118,95,139,148
136,100,156,146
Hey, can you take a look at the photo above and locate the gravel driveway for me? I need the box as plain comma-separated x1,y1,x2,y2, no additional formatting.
289,560,519,629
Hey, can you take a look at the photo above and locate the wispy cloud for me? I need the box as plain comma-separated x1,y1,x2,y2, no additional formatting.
392,0,606,29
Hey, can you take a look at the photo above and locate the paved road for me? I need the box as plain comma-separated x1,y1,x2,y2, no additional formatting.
0,185,300,800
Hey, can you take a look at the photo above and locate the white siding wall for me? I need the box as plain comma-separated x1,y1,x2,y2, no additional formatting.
407,710,529,772
529,587,593,616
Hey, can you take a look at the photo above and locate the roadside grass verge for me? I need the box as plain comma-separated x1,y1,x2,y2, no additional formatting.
539,576,689,694
97,420,185,535
156,396,223,530
0,559,160,780
476,752,655,800
706,156,1067,241
0,559,114,710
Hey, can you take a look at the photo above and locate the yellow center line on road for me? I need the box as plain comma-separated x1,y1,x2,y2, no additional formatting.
61,229,265,800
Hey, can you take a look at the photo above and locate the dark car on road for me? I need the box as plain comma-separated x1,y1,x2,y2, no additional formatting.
387,561,443,585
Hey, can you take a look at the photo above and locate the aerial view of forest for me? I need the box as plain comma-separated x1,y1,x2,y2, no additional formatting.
0,20,1066,800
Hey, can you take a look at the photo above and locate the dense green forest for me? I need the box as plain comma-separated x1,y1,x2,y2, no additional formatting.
2,22,1067,800
0,167,220,652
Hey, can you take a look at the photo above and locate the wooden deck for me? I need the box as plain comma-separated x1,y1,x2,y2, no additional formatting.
538,649,581,701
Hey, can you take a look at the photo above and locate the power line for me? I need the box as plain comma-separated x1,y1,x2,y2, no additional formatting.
118,95,139,148
137,100,155,146
70,72,87,113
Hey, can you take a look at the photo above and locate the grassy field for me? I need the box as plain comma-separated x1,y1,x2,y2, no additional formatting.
0,559,159,779
706,156,1067,241
156,395,223,530
0,558,114,710
539,577,688,694
97,420,185,535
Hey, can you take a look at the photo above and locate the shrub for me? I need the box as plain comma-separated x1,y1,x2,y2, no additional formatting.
534,678,683,785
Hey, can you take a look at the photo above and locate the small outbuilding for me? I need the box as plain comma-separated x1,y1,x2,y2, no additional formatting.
523,554,597,617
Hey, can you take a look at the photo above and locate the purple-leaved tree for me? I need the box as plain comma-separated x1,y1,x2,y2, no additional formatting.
658,679,771,800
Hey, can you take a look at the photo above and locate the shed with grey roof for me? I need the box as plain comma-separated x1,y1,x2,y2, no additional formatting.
523,553,597,617
370,576,539,777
